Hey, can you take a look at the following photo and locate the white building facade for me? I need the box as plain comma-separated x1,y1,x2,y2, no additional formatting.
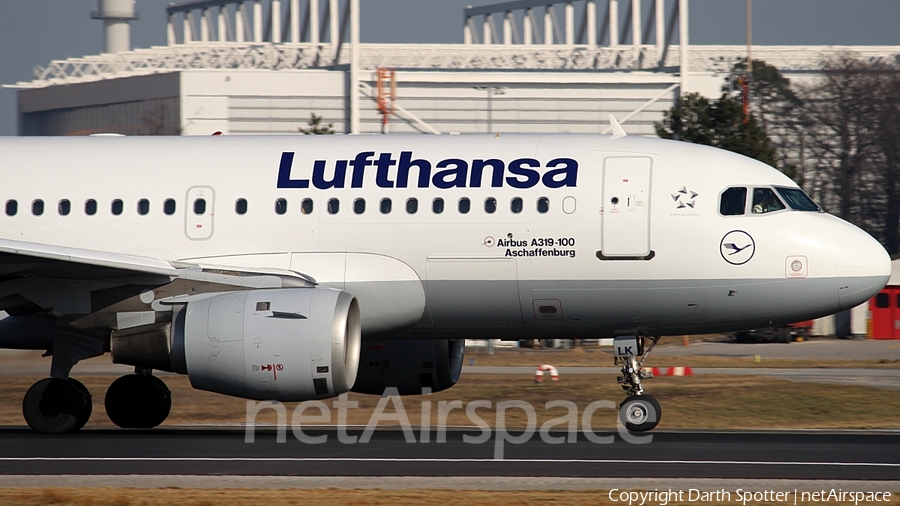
10,0,900,138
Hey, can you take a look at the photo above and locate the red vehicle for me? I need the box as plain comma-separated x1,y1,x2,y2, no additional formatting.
870,289,900,339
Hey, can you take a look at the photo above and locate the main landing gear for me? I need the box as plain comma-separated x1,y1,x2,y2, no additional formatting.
21,331,173,434
22,378,92,434
23,369,173,433
104,370,172,429
614,335,662,432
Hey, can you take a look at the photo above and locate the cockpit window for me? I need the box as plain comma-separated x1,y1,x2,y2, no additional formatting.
775,187,820,212
751,187,786,214
720,187,747,216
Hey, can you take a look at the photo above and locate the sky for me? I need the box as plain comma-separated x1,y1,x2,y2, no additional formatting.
1,0,899,136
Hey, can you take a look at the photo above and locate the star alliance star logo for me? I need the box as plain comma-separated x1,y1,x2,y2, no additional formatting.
671,186,699,209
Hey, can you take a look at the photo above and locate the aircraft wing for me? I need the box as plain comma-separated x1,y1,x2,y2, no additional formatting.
0,238,179,279
0,238,183,317
0,237,320,319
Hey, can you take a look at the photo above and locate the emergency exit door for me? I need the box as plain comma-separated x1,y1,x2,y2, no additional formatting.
600,157,652,258
185,186,215,240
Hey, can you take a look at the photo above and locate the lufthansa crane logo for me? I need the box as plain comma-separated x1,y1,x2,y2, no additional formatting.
720,230,755,265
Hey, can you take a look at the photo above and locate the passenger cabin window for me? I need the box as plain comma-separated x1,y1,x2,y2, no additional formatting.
775,187,820,212
58,200,70,216
354,198,366,214
432,198,444,214
751,188,786,214
537,197,549,214
5,200,17,216
406,198,418,214
111,199,124,216
511,197,523,214
235,198,247,215
720,187,747,216
193,198,206,215
458,197,471,214
137,199,150,215
327,198,340,215
164,199,177,215
484,197,497,214
380,198,392,214
84,199,97,216
301,198,313,214
32,200,44,216
275,198,287,215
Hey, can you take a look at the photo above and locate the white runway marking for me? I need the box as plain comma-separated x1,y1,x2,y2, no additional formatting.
0,457,897,467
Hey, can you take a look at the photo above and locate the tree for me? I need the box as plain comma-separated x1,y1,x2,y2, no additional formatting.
724,59,800,131
655,93,778,168
299,113,335,135
695,54,900,255
724,59,805,182
796,55,884,227
875,73,900,253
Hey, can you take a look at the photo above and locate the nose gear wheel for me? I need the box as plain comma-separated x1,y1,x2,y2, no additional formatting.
614,335,663,432
619,394,661,432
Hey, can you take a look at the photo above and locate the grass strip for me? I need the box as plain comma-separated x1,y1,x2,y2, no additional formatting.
1,374,898,429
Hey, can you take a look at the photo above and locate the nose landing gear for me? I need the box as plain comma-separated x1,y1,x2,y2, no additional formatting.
614,335,662,432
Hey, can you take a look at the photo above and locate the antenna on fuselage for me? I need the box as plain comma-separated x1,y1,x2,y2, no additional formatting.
606,114,627,140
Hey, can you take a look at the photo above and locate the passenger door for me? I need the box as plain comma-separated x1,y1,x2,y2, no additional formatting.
600,157,653,258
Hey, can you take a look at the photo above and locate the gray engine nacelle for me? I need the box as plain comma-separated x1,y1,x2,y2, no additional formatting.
111,287,360,401
352,339,464,395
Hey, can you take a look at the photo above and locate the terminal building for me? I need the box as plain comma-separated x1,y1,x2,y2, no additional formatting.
11,0,900,137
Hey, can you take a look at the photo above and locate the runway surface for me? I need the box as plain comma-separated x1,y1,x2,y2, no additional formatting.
464,366,900,390
2,344,898,489
652,339,900,360
0,428,897,480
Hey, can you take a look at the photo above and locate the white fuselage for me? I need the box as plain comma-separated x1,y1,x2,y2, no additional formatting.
0,134,890,338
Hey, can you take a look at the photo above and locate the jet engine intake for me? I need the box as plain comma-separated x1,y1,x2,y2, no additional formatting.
111,287,360,401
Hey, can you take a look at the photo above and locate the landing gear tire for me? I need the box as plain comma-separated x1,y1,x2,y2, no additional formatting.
105,374,172,429
619,395,661,432
23,378,93,434
67,378,93,430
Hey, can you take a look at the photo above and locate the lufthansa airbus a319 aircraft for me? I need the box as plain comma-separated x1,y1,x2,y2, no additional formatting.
0,122,890,433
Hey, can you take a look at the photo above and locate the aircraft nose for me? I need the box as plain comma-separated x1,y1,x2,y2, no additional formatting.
836,223,892,310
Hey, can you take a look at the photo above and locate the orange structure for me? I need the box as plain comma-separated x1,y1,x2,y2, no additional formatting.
376,68,396,133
